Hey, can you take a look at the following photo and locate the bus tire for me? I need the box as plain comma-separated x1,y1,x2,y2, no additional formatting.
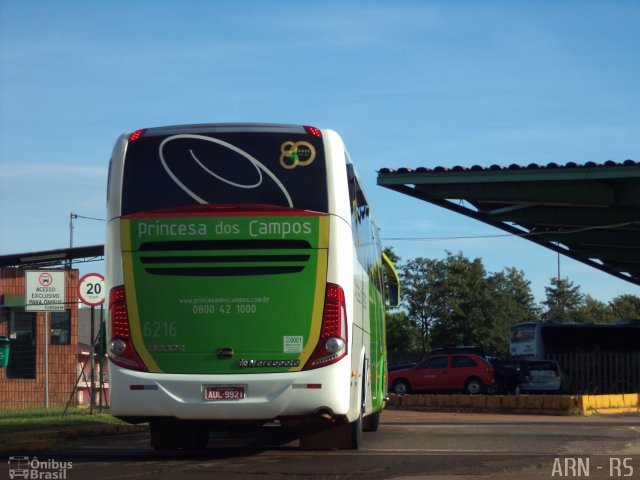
348,410,363,450
150,420,209,451
150,421,179,450
299,418,360,450
363,411,380,432
182,423,210,451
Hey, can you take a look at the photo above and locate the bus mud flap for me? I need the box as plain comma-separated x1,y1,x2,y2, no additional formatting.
299,418,360,450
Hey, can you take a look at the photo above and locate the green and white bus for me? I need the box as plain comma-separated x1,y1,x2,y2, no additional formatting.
105,123,399,450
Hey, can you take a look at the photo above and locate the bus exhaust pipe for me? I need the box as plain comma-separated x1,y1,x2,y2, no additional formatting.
315,408,336,423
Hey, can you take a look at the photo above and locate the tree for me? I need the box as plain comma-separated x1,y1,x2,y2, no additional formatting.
542,277,583,322
489,267,540,321
484,267,540,353
382,246,401,265
399,256,441,351
427,253,493,350
385,311,421,352
398,252,538,356
541,281,640,324
574,295,616,324
609,294,640,320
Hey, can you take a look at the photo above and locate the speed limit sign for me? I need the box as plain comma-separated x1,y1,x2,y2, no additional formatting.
78,273,105,306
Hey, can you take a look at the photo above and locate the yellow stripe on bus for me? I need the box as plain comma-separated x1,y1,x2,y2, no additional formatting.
120,219,161,373
293,215,329,370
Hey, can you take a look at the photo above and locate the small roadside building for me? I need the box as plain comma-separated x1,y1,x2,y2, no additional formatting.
0,245,103,409
0,267,79,409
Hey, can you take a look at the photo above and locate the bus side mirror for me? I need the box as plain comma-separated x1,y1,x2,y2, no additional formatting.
346,163,356,210
381,252,400,307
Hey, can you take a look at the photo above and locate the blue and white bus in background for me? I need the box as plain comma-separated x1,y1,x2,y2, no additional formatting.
510,321,640,360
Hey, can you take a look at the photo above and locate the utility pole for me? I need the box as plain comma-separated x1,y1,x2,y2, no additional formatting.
69,213,78,269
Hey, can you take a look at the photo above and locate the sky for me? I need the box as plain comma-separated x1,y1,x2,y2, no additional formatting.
1,0,639,305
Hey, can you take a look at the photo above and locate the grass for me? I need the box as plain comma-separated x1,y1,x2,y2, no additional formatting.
0,407,128,435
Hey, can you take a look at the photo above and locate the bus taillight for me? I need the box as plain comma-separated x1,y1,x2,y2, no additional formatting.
304,125,322,138
108,286,148,372
304,283,348,370
129,129,146,142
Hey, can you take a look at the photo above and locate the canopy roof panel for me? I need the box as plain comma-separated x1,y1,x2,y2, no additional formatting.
377,160,640,286
0,245,104,269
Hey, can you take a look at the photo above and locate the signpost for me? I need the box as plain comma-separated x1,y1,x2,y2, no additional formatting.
25,270,66,312
25,270,66,408
78,273,105,412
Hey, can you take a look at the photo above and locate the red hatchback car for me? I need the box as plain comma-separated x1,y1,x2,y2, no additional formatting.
389,354,494,395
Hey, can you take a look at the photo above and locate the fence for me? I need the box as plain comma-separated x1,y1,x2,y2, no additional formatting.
388,351,424,369
548,351,640,394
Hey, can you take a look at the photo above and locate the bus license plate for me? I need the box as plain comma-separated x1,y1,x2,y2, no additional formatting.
204,385,245,401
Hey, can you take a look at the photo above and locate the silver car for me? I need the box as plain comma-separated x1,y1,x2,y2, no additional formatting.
520,360,570,393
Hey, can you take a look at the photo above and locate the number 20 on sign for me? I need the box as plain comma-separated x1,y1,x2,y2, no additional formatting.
77,273,105,306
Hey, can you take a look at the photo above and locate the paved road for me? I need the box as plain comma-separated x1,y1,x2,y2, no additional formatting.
3,410,640,480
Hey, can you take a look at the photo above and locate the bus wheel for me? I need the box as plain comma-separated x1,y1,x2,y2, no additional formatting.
300,419,359,450
150,420,209,451
348,411,363,450
182,423,210,451
150,421,180,450
363,411,380,432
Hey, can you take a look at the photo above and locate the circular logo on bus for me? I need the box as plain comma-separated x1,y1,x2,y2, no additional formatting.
280,141,316,169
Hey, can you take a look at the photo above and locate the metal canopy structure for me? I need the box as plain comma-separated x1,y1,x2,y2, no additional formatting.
0,245,104,269
377,160,640,287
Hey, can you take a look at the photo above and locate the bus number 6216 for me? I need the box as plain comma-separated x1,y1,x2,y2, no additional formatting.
143,321,177,337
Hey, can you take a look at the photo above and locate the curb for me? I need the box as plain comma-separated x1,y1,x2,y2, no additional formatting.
0,423,149,455
579,393,640,416
387,393,640,416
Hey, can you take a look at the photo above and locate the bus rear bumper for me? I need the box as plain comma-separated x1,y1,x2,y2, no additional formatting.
108,362,352,422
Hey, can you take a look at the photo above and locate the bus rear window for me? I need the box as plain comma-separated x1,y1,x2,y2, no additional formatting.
121,130,327,215
511,327,535,343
